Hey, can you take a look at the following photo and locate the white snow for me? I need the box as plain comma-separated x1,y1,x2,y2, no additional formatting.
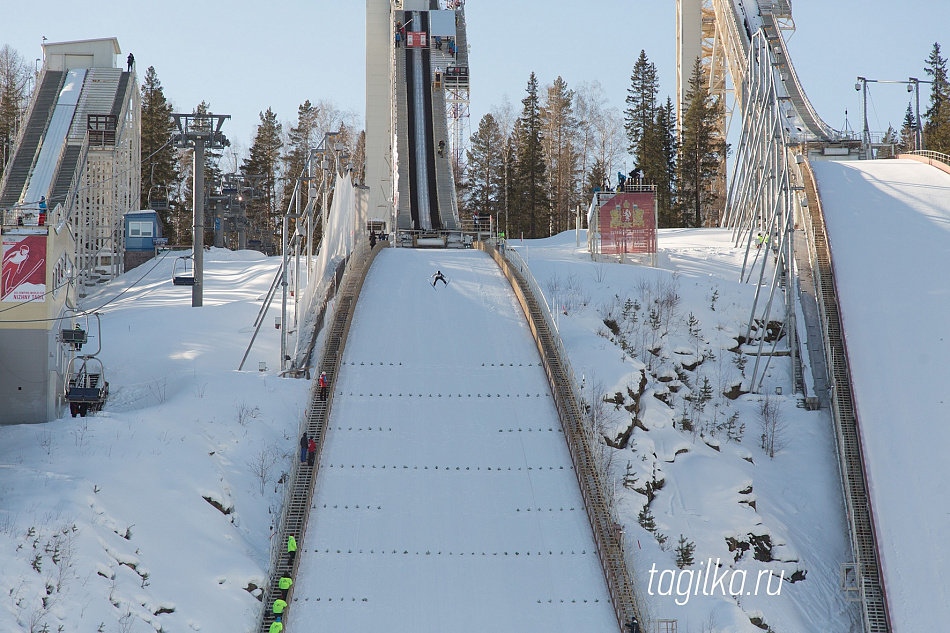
812,157,950,632
291,248,617,632
0,219,863,632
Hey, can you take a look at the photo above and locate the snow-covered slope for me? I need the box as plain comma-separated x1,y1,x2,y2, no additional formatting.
0,249,308,633
813,158,950,632
290,248,617,632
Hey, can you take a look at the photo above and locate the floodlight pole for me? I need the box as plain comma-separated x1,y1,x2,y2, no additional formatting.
172,112,230,307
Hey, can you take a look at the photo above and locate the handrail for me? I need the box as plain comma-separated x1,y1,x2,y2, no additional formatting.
897,150,950,175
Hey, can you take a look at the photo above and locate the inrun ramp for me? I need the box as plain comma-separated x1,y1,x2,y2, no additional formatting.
289,248,616,631
812,157,950,632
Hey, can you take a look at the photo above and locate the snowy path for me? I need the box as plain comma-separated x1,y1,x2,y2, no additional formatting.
289,248,616,632
813,158,950,632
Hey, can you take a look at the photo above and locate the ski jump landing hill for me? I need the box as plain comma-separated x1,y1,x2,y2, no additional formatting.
290,248,618,632
809,155,950,632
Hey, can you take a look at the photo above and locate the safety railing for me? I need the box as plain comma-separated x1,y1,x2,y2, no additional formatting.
799,160,890,633
484,241,647,632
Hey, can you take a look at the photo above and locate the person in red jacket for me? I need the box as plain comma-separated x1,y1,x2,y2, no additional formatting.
307,437,317,466
318,371,329,401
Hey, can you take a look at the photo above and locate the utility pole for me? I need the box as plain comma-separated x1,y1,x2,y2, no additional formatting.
172,112,230,307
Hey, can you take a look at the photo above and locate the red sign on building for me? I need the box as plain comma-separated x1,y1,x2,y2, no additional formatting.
406,31,428,47
598,192,657,255
2,233,47,302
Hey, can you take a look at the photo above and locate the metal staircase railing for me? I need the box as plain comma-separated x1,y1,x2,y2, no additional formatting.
255,241,381,633
479,241,646,633
800,161,890,633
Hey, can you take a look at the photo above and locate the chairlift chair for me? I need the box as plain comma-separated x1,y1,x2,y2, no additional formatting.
64,356,109,417
148,185,169,211
172,255,196,286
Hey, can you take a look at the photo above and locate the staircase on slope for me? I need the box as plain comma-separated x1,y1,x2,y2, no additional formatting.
0,71,65,208
803,164,890,633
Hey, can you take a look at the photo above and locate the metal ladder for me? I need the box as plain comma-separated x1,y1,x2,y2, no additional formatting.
256,244,376,633
803,164,890,633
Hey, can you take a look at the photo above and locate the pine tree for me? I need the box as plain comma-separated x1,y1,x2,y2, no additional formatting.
542,76,579,234
139,66,179,240
675,534,696,568
510,73,549,238
624,50,659,164
900,102,918,153
677,58,727,227
0,45,30,174
466,113,505,220
242,108,283,251
924,42,950,153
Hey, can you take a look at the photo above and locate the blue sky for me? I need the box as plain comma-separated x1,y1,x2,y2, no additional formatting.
7,1,950,160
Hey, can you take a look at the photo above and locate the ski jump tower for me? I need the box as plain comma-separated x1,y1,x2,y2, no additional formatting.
365,0,464,239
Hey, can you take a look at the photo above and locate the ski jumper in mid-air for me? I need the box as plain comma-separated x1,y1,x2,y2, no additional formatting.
431,270,447,287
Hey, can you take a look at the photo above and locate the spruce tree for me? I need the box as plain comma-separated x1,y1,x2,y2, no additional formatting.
624,50,659,164
242,108,283,251
466,113,505,220
924,42,950,153
677,58,726,227
511,73,549,238
675,534,696,568
281,100,320,214
900,102,918,153
139,66,179,239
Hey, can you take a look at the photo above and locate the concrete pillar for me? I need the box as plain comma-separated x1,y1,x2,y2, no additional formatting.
365,0,394,234
677,0,704,134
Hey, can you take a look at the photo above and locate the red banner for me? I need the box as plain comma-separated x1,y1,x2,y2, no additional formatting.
2,233,47,302
406,31,428,47
598,192,657,255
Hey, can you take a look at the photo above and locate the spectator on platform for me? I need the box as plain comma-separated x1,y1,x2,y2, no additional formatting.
127,53,134,72
38,196,47,226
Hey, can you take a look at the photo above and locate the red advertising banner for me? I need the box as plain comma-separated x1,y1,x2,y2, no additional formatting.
406,31,428,47
598,192,657,255
2,233,47,302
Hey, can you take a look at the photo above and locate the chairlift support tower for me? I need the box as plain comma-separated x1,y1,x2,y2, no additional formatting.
171,112,230,307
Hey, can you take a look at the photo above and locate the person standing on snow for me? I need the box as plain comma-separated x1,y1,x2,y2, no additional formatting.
319,371,329,401
431,270,447,287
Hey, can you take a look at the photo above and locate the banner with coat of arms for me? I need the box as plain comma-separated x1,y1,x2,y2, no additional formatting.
597,192,657,255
